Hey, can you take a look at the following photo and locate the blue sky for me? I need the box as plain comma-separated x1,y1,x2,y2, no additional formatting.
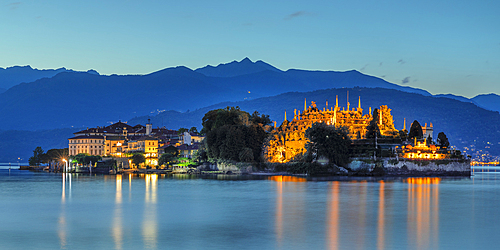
1,0,499,98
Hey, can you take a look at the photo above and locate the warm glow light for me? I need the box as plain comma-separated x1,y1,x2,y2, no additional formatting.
268,175,307,182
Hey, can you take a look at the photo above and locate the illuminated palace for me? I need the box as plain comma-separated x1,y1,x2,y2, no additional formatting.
266,95,398,163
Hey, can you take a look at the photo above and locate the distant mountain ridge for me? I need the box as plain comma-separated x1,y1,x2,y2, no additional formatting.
0,57,499,132
195,57,281,77
0,58,436,131
472,94,500,113
0,65,98,90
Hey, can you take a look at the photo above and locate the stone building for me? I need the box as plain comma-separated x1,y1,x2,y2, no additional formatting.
266,96,398,163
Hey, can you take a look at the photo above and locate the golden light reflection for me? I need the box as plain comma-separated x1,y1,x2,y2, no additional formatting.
355,181,367,249
59,174,67,249
143,174,158,249
275,176,283,247
268,175,307,182
112,175,123,250
129,174,132,201
377,181,385,250
406,177,440,250
327,182,340,250
61,174,66,204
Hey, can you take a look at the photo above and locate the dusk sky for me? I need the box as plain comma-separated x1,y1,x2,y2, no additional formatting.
1,0,498,98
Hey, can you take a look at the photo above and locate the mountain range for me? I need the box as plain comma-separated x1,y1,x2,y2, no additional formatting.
0,58,500,162
0,58,435,131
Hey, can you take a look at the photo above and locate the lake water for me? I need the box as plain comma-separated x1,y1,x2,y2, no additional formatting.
0,168,499,250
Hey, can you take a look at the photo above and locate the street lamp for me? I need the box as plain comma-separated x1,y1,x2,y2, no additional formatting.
62,159,67,173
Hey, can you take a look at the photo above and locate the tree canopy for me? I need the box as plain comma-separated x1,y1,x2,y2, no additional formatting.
159,146,179,166
366,108,381,138
131,153,145,167
305,123,352,167
72,153,101,165
202,107,272,162
437,132,450,148
28,146,44,166
408,120,423,140
41,148,69,163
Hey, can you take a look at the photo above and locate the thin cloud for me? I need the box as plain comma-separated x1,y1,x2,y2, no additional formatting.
242,23,252,26
284,11,308,20
379,62,383,66
402,77,410,84
7,2,21,10
360,64,368,71
398,59,406,65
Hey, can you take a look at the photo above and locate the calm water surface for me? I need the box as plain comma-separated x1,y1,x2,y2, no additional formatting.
0,168,499,250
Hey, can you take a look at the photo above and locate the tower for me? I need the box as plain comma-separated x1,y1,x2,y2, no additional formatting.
304,98,307,112
358,96,361,111
146,119,152,135
403,118,406,131
347,91,350,111
379,108,382,125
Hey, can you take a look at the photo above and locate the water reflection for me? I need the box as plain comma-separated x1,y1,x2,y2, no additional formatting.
112,174,123,250
59,174,67,249
406,178,440,250
377,181,385,250
327,182,340,250
275,176,283,247
350,181,368,249
271,175,307,248
143,174,158,249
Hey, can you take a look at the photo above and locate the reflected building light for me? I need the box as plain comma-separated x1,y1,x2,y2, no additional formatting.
113,174,123,250
268,175,307,182
377,181,385,250
129,174,132,201
58,215,67,249
116,175,122,204
327,182,340,250
356,182,367,249
142,174,158,249
275,177,283,247
59,174,67,249
406,178,441,249
61,174,66,204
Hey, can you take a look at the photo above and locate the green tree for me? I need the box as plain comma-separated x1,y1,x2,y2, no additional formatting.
41,148,69,163
399,129,409,141
437,132,450,148
189,127,198,134
202,107,271,163
305,123,352,168
159,146,179,166
239,147,254,162
83,155,102,165
72,153,89,164
426,134,433,145
28,146,44,166
131,153,145,168
366,109,381,138
408,120,423,140
178,127,189,136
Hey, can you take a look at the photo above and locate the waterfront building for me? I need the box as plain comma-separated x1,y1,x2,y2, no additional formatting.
401,138,447,159
266,96,398,163
422,123,434,139
68,120,203,166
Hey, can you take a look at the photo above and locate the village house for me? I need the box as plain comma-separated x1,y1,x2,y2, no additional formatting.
68,119,204,166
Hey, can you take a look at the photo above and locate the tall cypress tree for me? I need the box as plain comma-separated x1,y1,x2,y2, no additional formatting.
408,120,423,140
366,109,381,139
